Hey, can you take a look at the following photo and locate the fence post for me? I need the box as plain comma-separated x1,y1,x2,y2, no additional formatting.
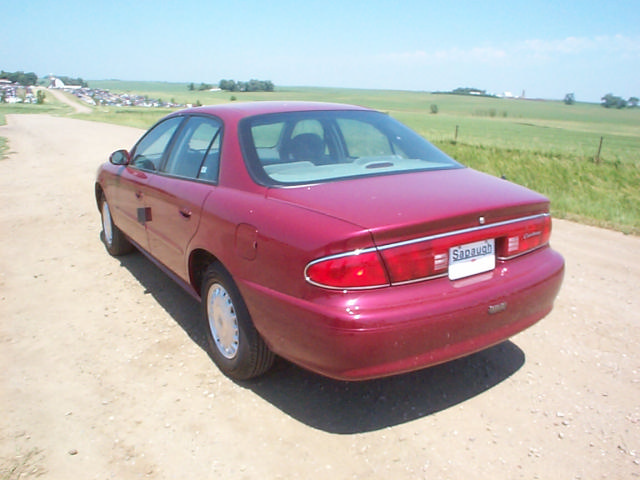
454,125,459,144
595,136,604,164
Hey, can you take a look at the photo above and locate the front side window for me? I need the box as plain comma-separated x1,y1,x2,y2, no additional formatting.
163,116,222,181
240,110,462,186
131,116,183,171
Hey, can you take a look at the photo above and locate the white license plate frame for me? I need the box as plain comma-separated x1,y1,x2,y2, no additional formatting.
448,239,496,280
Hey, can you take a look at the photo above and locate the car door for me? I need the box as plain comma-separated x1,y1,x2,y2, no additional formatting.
113,116,184,250
144,116,222,281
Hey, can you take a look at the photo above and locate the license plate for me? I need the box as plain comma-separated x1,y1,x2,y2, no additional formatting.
448,239,495,280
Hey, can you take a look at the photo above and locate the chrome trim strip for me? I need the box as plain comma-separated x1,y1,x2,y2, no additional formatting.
304,277,389,291
390,272,449,286
496,242,549,261
376,213,550,251
305,248,378,267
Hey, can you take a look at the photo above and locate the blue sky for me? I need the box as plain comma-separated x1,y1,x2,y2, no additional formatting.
2,0,638,102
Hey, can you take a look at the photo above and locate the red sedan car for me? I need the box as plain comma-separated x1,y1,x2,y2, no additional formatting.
95,101,564,381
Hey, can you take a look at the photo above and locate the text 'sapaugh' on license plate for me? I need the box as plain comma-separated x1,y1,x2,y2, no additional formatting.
448,239,496,280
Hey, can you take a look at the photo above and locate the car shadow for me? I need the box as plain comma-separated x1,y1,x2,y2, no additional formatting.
243,341,524,434
116,250,525,434
115,251,209,352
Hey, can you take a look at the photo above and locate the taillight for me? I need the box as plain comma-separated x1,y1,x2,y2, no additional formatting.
306,213,551,290
379,241,449,284
305,250,389,289
498,214,551,258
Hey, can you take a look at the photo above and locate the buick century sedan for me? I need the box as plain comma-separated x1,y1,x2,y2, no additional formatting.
95,101,564,380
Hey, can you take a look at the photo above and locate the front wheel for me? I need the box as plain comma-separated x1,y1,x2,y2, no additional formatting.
201,264,274,380
100,195,133,256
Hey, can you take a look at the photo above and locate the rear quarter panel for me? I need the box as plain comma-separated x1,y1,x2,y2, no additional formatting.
189,186,373,300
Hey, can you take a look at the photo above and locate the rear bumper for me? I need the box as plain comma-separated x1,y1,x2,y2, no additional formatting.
242,246,564,380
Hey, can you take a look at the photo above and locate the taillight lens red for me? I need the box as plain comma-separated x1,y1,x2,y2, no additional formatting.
498,214,551,258
379,242,449,284
305,250,389,289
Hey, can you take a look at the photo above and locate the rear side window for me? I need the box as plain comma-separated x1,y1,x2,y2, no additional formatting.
131,117,183,171
163,116,222,181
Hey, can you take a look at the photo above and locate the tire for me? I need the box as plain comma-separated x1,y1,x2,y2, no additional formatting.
100,195,133,256
201,263,274,380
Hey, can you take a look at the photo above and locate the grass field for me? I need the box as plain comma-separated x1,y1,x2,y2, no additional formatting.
2,82,639,233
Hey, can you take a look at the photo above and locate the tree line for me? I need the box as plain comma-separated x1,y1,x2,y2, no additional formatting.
219,79,274,92
0,70,38,86
189,79,274,92
600,93,638,109
55,76,89,87
565,92,638,108
0,71,89,88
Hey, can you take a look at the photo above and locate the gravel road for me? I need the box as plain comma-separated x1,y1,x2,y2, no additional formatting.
1,114,638,479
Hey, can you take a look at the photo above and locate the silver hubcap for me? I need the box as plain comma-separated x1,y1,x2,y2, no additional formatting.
207,283,239,359
102,201,113,246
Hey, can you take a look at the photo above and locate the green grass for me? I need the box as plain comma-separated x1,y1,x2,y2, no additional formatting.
80,107,172,129
437,142,640,234
2,82,639,233
0,101,71,125
395,102,639,162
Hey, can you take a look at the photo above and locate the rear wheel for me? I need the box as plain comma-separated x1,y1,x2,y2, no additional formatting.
100,195,133,256
201,263,274,380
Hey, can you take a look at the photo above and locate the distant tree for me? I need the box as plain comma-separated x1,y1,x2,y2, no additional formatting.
601,93,627,109
601,94,613,108
219,79,237,91
23,72,38,85
57,76,87,87
247,79,261,92
629,97,639,108
36,90,46,104
430,104,439,114
246,79,275,92
188,82,195,91
198,82,212,91
564,93,575,105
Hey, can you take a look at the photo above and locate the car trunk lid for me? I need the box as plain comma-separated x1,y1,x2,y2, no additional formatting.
266,167,549,246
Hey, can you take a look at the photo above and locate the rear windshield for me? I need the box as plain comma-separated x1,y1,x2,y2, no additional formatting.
239,110,463,186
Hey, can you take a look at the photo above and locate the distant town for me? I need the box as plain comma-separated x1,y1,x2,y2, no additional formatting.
1,75,184,108
0,78,40,104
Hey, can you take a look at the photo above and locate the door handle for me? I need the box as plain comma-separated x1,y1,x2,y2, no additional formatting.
179,208,192,219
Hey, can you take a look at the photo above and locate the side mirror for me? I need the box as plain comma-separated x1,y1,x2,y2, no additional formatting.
109,149,130,165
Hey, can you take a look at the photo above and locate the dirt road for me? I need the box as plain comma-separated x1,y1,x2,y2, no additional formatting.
43,88,93,114
1,114,638,479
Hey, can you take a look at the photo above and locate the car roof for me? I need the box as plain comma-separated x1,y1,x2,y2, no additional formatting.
174,101,372,121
